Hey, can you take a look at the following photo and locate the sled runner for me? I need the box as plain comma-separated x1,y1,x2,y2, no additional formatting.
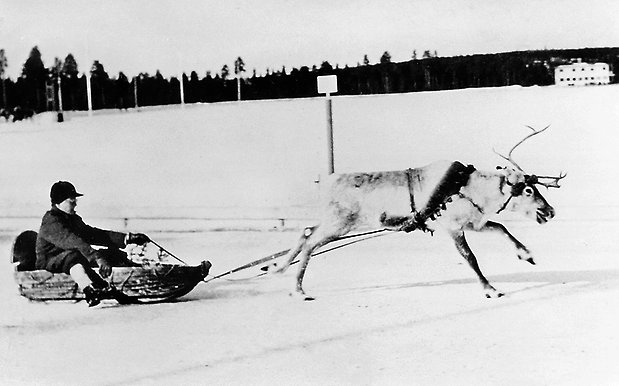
11,230,211,304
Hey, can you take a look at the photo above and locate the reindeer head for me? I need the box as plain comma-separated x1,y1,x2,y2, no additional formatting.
494,125,566,224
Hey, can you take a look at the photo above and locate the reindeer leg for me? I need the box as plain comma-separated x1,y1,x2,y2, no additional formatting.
293,248,315,301
272,226,317,274
293,228,348,301
450,230,504,298
482,221,535,265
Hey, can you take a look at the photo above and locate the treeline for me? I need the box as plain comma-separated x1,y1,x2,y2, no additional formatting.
0,46,617,113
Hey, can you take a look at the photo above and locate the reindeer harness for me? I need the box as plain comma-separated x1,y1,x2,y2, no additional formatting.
495,174,539,214
396,161,477,233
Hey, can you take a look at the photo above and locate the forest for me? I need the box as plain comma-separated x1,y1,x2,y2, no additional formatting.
0,46,617,114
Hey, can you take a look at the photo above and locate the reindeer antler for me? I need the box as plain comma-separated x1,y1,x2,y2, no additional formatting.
493,124,551,172
535,172,567,188
494,125,566,189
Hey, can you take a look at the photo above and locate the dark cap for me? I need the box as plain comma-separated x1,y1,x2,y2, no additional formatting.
50,181,83,204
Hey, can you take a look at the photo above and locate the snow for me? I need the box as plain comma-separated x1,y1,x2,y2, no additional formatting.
1,84,619,385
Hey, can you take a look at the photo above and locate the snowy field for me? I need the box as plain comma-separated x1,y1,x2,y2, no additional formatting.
1,84,619,385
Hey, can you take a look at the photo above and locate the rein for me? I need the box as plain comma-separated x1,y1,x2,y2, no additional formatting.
495,193,514,215
459,187,516,216
149,239,189,265
204,228,395,283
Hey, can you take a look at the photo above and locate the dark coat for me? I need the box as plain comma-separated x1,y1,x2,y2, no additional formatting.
35,207,127,271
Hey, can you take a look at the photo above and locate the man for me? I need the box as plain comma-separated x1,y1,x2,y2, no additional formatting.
36,181,150,307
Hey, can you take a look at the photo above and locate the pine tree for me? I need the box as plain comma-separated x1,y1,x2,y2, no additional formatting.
116,71,130,109
380,51,392,64
0,49,7,109
0,49,7,78
22,46,46,80
61,54,79,110
234,57,245,101
91,60,109,79
319,61,333,74
22,46,47,111
221,64,230,80
379,52,394,93
90,60,109,108
51,57,63,76
234,57,245,75
62,54,79,78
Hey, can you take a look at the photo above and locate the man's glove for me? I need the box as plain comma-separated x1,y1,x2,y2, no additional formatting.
126,232,150,245
95,255,113,278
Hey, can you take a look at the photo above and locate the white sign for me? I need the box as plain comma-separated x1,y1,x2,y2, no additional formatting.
317,75,338,94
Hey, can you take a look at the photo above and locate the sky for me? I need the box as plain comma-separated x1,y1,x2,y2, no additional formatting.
1,0,618,80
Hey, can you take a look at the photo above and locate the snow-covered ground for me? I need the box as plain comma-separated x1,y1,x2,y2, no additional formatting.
1,84,619,385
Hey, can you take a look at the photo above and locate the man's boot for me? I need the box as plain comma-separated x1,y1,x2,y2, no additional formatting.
83,286,101,307
98,285,134,304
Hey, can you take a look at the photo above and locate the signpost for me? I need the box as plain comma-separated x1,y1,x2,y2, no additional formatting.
317,75,338,174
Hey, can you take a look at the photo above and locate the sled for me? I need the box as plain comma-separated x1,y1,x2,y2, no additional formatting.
11,230,211,304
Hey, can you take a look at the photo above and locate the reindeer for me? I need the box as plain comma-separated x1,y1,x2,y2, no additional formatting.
272,125,565,300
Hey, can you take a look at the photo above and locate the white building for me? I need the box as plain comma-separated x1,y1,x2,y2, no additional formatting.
555,61,614,86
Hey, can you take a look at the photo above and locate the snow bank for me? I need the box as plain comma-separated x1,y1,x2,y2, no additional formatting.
1,85,619,385
1,85,618,224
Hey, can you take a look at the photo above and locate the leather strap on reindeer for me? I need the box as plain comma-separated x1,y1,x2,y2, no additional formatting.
401,161,476,233
405,168,418,213
495,174,539,214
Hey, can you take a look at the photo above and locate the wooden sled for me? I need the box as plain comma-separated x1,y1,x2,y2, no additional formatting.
11,230,211,304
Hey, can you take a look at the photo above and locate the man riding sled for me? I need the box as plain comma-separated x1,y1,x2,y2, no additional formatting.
35,181,150,307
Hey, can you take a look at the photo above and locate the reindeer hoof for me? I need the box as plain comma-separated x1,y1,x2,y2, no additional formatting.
484,287,505,299
289,290,315,301
518,251,536,265
518,255,535,265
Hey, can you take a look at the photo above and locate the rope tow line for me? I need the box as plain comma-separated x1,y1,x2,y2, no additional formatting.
203,228,395,283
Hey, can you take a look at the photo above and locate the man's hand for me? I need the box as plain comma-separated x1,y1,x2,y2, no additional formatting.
96,256,112,278
127,232,150,245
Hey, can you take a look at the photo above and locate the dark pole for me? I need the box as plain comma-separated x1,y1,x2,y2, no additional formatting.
134,76,138,109
57,75,64,122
